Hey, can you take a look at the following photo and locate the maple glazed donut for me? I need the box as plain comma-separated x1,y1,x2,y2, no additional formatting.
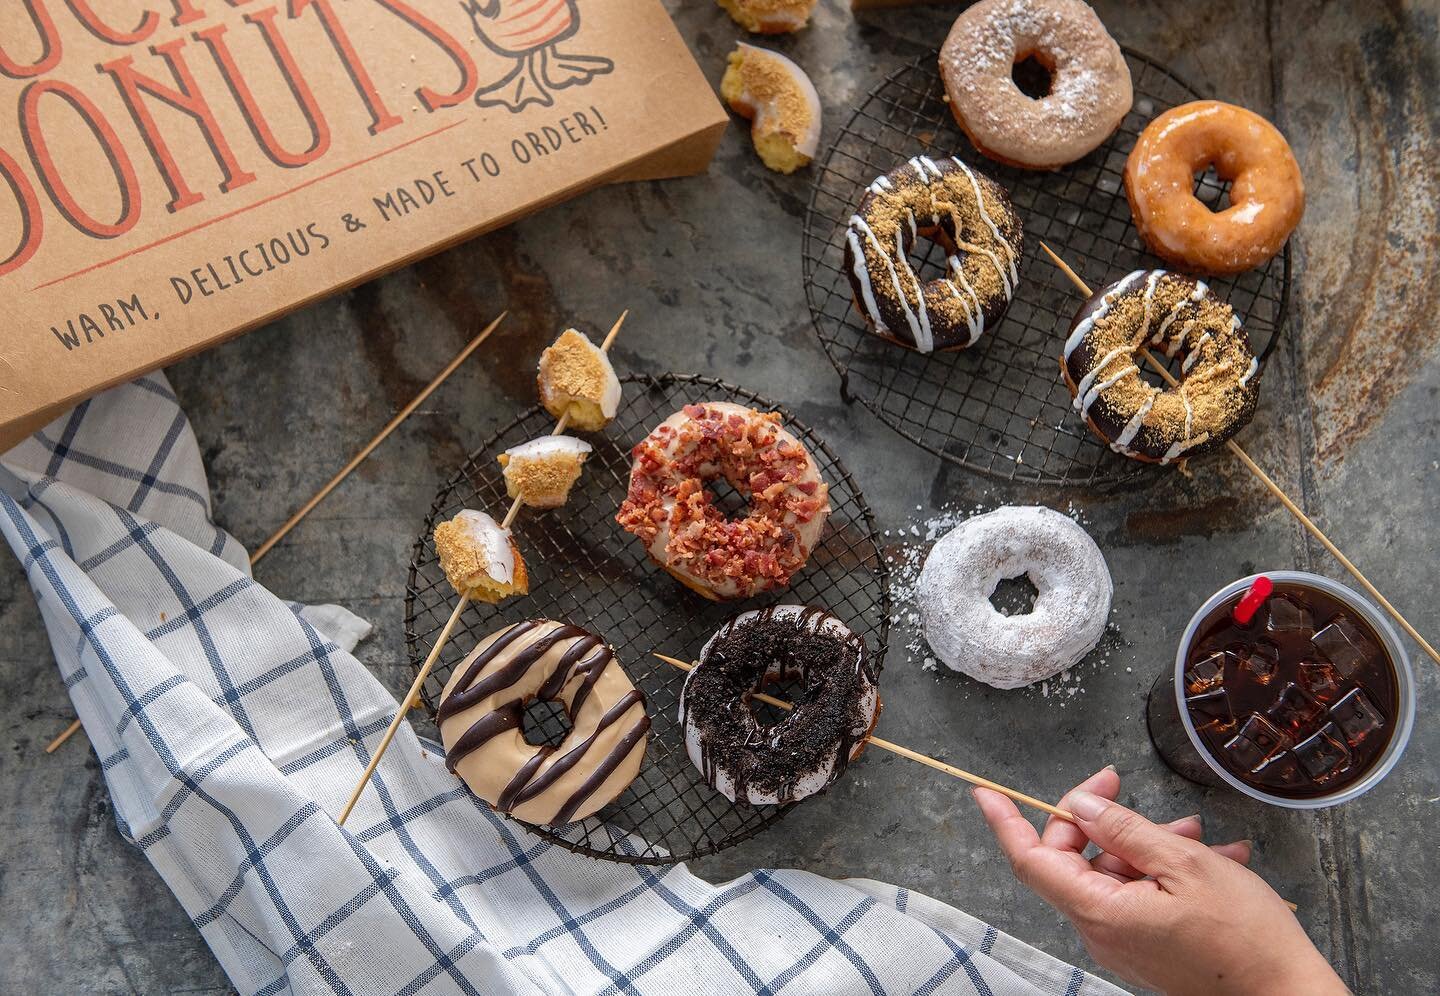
1062,269,1260,463
680,605,880,805
438,620,650,826
1125,101,1304,275
615,403,830,600
918,507,1112,689
844,156,1023,353
939,0,1133,170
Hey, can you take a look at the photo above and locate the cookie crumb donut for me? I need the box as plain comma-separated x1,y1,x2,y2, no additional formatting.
940,0,1132,170
439,620,649,825
844,156,1023,352
499,435,592,509
1125,100,1304,275
616,402,830,600
721,43,821,174
537,329,621,431
717,0,816,34
433,509,528,603
1062,269,1260,463
680,605,880,805
918,506,1112,689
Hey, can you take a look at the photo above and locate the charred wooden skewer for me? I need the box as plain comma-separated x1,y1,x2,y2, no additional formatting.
1039,241,1440,669
44,312,509,755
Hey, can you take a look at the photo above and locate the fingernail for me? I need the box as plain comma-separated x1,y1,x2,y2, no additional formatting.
1068,790,1108,821
1183,812,1202,825
1102,763,1117,773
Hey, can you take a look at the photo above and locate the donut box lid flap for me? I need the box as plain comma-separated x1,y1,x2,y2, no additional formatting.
0,0,727,451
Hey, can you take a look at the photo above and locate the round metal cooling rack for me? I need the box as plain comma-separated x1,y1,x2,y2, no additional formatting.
403,373,892,864
803,48,1292,487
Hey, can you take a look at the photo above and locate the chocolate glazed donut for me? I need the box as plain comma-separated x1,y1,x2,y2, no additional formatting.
438,620,650,826
1061,269,1260,464
679,605,881,806
844,155,1023,353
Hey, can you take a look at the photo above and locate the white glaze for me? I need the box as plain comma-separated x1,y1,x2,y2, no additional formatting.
451,509,515,586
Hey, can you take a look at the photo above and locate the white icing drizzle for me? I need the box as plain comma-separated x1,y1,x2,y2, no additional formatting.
850,214,929,352
1153,282,1206,355
949,156,1019,294
1063,269,1147,361
894,221,933,353
1138,270,1163,333
845,225,888,333
1110,387,1158,454
945,255,984,345
1080,364,1138,417
1072,345,1133,412
1238,356,1259,388
1181,329,1211,373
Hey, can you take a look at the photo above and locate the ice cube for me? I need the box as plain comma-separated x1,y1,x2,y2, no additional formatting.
1298,660,1345,703
1253,751,1306,790
1184,651,1230,695
1330,688,1386,747
1223,713,1290,773
1236,641,1280,685
1186,688,1234,732
1312,615,1376,678
1293,723,1352,784
1265,595,1313,635
1265,682,1326,738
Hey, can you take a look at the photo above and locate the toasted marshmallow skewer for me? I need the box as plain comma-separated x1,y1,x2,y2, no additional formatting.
538,328,622,432
721,43,822,174
499,436,593,509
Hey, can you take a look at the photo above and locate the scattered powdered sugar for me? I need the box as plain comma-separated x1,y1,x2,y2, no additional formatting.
885,500,1121,700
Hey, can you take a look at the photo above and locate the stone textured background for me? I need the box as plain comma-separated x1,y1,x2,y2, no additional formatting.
3,1,1437,992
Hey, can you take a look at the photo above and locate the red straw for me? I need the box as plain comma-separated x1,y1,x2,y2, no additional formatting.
1232,575,1274,625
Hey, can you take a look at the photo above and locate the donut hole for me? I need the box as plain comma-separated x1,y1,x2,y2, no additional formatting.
903,226,952,281
520,697,572,748
990,574,1040,616
747,671,805,729
1010,53,1055,100
706,475,751,521
1191,164,1234,213
1136,349,1188,389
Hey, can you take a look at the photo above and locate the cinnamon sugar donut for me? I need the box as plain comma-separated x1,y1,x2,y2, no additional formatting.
1061,269,1260,463
844,156,1023,353
939,0,1132,170
1125,101,1304,275
615,402,830,600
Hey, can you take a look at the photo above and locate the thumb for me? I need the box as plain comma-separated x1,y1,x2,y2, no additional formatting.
1068,791,1205,880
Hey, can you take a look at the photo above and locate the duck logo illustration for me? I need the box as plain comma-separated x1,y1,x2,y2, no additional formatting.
463,0,615,112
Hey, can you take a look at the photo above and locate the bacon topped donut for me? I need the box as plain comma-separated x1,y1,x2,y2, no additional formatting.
616,402,830,600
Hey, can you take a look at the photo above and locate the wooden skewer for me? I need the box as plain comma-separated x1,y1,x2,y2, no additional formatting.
339,309,627,821
652,653,1075,821
338,593,471,825
1039,241,1440,669
654,652,1299,911
499,310,629,531
44,312,509,756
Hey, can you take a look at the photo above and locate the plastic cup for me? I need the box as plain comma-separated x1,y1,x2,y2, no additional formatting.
1146,570,1416,809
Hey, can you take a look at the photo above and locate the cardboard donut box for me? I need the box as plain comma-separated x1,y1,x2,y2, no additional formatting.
0,0,727,450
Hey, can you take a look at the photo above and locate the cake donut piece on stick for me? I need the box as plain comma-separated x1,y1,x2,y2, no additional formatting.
433,509,529,603
717,0,817,34
499,436,592,509
721,43,822,174
537,328,622,432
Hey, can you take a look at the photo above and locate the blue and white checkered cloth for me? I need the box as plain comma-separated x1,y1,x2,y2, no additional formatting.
1,373,1126,996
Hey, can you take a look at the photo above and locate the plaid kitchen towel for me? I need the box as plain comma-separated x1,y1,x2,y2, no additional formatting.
1,373,1127,996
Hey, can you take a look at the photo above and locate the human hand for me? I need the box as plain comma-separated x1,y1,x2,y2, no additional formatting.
972,766,1348,996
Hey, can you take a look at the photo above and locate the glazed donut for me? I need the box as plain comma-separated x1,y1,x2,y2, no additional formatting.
1125,101,1304,275
438,620,650,826
721,43,822,174
844,156,1023,353
939,0,1132,170
716,0,816,33
918,506,1112,689
616,403,830,600
680,605,880,805
1061,269,1260,463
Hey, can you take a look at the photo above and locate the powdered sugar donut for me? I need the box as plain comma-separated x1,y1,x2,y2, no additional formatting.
939,0,1132,170
918,506,1111,688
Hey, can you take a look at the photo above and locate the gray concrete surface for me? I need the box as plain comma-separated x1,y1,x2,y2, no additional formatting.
4,1,1438,992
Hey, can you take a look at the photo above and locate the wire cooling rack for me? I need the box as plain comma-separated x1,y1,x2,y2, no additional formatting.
803,49,1292,487
403,373,891,864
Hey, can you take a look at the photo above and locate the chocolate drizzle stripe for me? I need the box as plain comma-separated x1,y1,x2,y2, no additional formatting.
552,714,652,826
438,623,587,724
507,690,647,810
436,620,539,724
445,702,523,773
